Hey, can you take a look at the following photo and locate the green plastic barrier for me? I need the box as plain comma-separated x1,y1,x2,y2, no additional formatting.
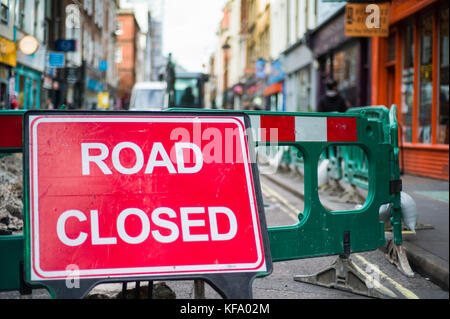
341,145,369,189
0,235,24,291
340,106,393,190
167,107,402,260
0,107,403,294
321,106,402,245
0,110,31,292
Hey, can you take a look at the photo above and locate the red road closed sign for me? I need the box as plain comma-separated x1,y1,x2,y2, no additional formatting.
26,113,268,281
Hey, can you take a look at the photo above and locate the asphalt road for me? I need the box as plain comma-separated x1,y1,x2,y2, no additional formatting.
252,175,448,299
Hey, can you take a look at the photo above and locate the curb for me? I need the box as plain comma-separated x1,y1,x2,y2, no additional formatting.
261,172,449,292
402,242,449,291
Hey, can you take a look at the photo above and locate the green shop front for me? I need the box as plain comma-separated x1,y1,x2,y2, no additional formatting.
15,64,41,109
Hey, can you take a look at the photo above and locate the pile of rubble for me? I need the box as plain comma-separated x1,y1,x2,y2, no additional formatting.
0,154,23,235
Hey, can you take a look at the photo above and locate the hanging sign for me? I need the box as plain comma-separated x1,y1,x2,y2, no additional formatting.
344,3,390,37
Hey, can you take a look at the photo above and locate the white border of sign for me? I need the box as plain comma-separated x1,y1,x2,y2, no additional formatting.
29,115,266,281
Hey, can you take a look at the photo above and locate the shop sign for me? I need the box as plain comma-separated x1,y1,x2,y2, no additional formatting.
267,60,285,86
99,60,108,72
344,3,390,37
87,78,104,92
255,59,266,79
55,39,77,52
0,36,17,67
97,92,109,109
48,52,65,68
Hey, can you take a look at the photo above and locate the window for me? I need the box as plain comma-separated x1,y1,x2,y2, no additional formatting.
15,0,25,29
401,19,414,143
334,44,358,106
0,66,8,109
418,11,433,144
438,6,449,145
115,21,123,35
387,32,396,62
31,79,37,108
396,3,449,147
0,0,8,25
34,0,45,41
43,0,52,44
18,75,25,109
84,0,92,16
94,0,104,28
115,46,122,64
298,67,311,112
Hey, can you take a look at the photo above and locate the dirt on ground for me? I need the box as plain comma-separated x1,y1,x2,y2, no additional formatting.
0,153,23,235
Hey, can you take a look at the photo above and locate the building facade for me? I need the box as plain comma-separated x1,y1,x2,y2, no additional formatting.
371,0,449,180
13,0,48,110
0,0,16,109
116,8,140,110
241,0,271,109
279,0,317,113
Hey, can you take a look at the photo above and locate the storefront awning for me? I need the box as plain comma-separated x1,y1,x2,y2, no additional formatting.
264,82,283,97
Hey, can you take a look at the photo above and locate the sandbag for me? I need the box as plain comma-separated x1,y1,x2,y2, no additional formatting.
378,192,418,233
318,159,329,187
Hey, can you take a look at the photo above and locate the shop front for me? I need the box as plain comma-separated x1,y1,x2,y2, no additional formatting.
15,64,41,109
309,7,370,109
371,0,449,180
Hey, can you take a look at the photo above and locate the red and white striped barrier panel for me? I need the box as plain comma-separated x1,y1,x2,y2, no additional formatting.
0,113,358,150
249,115,358,142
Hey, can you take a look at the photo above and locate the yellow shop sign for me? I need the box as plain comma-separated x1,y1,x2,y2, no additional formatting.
0,36,17,67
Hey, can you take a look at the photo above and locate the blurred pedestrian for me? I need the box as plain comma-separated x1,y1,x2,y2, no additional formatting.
166,53,176,107
318,79,347,113
10,94,18,109
180,87,195,106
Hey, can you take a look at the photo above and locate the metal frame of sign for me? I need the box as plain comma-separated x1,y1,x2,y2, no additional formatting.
23,110,272,299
